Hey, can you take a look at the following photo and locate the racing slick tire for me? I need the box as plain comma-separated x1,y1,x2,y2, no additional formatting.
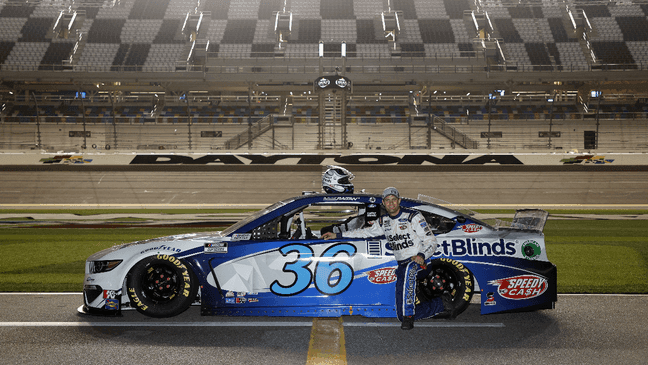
126,254,199,318
418,258,474,316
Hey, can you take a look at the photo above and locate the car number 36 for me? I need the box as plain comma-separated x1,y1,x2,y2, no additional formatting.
270,243,357,296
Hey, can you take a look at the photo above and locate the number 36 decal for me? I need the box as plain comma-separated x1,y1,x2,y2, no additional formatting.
270,243,357,296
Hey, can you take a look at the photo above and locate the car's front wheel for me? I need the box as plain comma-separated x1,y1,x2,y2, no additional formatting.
126,254,198,318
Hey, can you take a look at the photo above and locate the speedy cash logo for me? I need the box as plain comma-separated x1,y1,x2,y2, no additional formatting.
488,274,548,300
460,224,483,233
367,267,396,284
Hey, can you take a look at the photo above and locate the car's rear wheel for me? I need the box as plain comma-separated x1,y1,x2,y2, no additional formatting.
126,254,198,318
418,258,474,316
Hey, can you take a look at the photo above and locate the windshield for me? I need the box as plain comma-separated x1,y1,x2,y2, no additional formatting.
220,198,294,236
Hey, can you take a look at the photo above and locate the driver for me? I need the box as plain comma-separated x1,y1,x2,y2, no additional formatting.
321,187,459,329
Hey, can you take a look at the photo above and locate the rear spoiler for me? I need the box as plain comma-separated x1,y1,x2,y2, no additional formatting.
510,209,549,232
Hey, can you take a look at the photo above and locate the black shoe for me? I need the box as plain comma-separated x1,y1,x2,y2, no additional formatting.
439,293,458,320
401,316,414,330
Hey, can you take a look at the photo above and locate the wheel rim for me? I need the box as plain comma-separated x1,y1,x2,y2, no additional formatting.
427,267,461,298
141,263,181,303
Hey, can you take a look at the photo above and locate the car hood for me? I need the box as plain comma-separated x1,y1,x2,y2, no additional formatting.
87,231,225,261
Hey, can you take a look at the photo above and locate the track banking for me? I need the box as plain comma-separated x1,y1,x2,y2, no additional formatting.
433,239,516,258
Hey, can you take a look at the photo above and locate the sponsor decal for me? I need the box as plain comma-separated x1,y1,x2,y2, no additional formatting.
205,242,228,253
367,267,397,284
225,291,235,298
105,298,119,310
460,224,483,233
129,154,524,165
522,240,542,260
488,274,548,300
434,239,516,257
231,233,251,241
323,196,359,201
561,155,614,165
103,290,118,299
247,298,259,303
225,298,236,304
140,245,181,255
405,266,417,306
387,232,415,251
484,292,497,306
40,155,93,164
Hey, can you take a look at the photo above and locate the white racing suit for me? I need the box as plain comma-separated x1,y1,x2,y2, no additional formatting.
336,207,446,321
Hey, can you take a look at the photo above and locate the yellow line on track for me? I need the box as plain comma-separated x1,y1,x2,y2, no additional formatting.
306,318,347,365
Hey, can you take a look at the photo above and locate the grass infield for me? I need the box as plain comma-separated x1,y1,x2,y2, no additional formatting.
0,210,646,293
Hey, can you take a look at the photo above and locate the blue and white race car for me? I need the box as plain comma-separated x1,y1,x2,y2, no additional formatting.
81,193,557,318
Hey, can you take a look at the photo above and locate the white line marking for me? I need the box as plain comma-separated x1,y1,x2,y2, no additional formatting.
0,321,504,328
343,322,505,328
0,292,82,295
0,321,315,327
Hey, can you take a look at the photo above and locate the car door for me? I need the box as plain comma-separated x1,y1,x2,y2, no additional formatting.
209,202,397,312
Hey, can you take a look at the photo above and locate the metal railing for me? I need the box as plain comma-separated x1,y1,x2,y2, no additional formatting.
4,60,648,75
223,115,274,150
2,116,647,152
432,116,480,149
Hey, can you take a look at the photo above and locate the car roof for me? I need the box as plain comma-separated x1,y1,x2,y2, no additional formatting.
224,192,477,235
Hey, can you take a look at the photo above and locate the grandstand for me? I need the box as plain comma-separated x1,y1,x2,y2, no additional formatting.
1,0,648,153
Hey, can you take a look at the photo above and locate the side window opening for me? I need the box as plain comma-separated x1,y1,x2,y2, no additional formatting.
419,211,456,235
251,215,282,240
246,203,386,241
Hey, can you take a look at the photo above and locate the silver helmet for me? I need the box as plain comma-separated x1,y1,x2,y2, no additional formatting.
322,165,355,194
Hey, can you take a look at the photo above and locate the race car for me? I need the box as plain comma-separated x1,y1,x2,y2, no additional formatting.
81,191,557,319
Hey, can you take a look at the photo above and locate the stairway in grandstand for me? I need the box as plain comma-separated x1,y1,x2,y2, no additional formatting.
320,94,347,150
223,114,292,150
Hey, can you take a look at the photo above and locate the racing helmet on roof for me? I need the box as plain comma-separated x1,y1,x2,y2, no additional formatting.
322,165,355,194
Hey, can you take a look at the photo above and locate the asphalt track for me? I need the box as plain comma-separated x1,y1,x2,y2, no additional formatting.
1,165,648,364
1,165,648,207
1,293,647,365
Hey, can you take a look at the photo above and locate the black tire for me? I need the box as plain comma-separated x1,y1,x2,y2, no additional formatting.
126,254,198,318
419,258,474,316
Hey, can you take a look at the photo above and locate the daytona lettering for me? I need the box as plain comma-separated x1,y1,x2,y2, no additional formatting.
129,154,524,165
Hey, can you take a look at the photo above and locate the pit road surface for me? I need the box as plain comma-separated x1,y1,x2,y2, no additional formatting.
1,293,647,365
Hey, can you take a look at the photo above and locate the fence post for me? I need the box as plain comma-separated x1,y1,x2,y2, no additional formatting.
31,92,42,149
